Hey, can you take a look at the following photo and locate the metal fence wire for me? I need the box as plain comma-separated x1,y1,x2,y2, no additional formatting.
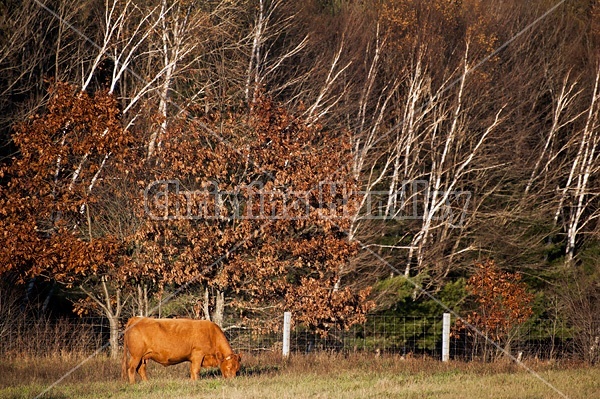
1,315,598,362
0,316,108,357
225,315,599,362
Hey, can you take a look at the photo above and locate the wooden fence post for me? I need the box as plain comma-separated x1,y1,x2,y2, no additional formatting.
442,313,450,362
283,311,291,358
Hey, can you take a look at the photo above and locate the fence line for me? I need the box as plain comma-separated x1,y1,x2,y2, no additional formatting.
1,315,598,362
0,316,107,357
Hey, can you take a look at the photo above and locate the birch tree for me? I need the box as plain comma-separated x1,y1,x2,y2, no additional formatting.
244,0,310,105
555,66,600,265
345,2,503,295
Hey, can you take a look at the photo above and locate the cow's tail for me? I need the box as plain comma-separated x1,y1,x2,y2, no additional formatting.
121,316,143,381
121,331,128,381
121,317,137,381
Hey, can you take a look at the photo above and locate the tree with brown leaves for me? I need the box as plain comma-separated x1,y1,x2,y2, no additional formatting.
139,94,374,332
455,260,534,361
0,82,136,357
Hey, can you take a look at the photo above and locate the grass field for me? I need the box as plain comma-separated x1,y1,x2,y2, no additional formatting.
0,353,598,399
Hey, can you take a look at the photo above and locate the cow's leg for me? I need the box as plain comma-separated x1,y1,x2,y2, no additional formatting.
190,354,204,380
138,359,149,381
127,356,142,384
190,359,201,380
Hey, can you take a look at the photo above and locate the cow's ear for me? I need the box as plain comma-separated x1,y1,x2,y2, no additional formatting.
216,352,224,362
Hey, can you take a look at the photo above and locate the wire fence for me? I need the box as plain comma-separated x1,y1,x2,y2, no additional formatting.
0,316,107,357
1,315,598,363
226,316,599,362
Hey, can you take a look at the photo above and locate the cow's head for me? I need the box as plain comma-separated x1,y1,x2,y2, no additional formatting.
217,352,241,378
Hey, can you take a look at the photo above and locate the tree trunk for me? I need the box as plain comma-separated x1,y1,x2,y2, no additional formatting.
202,286,211,321
81,278,123,359
212,290,225,327
202,287,225,326
107,313,120,359
136,283,148,316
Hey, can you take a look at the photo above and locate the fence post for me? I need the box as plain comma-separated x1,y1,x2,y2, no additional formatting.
282,311,291,358
442,313,450,362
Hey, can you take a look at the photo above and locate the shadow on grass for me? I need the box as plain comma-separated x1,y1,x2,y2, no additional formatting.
199,363,281,379
240,363,281,377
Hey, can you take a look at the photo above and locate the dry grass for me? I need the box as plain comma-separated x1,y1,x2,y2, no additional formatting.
0,352,598,399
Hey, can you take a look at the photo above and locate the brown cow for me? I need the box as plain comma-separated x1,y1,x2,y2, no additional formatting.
201,354,219,368
122,317,241,383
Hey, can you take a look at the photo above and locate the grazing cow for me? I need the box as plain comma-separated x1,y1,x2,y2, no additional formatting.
122,317,241,383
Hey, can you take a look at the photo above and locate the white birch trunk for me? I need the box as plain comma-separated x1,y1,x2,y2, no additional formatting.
563,67,600,264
